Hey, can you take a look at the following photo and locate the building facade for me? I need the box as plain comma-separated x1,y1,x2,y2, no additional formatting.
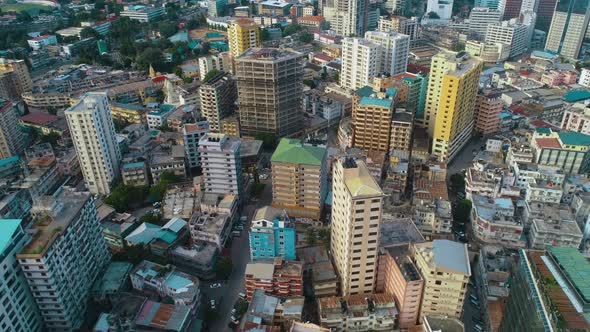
236,48,304,138
228,19,261,58
365,30,410,76
485,20,529,58
198,52,231,80
474,91,503,135
330,158,385,296
425,52,482,163
0,219,43,332
352,93,395,152
545,0,590,59
249,206,296,260
64,92,122,195
271,138,328,220
340,38,381,91
199,72,236,133
198,133,243,198
17,189,111,331
0,101,26,159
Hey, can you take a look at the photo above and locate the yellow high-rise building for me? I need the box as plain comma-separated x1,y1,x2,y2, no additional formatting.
424,51,482,163
228,19,261,58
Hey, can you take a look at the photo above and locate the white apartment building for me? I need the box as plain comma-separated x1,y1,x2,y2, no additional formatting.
146,105,176,129
485,19,528,58
198,133,243,199
330,158,385,296
365,30,410,76
17,189,111,332
579,68,590,87
65,92,121,195
468,7,502,39
183,121,210,168
340,38,382,91
426,0,454,19
0,219,43,332
198,52,231,80
329,0,369,37
120,5,165,22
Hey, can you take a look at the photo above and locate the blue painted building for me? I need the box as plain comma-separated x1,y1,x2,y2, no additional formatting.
249,206,296,260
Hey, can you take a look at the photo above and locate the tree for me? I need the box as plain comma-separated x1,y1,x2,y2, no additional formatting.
202,69,221,83
453,199,472,224
149,171,182,201
214,257,233,279
139,212,163,225
47,106,58,115
318,228,331,247
306,227,317,246
283,24,302,36
260,28,271,41
303,79,316,88
136,47,164,72
158,21,178,38
105,184,149,212
299,31,313,43
450,173,465,189
426,11,440,19
80,27,100,39
40,132,60,146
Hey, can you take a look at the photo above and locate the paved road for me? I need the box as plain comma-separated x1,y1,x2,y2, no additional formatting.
200,177,274,332
446,136,485,180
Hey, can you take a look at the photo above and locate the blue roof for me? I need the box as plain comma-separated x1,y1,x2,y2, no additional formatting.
499,112,511,119
163,217,187,233
0,156,19,168
563,90,590,103
359,97,393,108
559,131,590,147
385,87,397,98
168,31,189,43
94,313,110,332
125,222,161,244
355,86,374,97
123,161,145,169
532,50,558,60
164,272,192,290
0,219,22,254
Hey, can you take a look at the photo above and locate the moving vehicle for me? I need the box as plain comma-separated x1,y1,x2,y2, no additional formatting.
238,292,246,300
210,299,216,309
210,283,221,289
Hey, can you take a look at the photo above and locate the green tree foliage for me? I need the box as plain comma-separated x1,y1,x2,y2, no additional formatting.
105,184,149,212
202,69,221,83
450,173,465,190
306,227,317,246
80,27,101,39
453,199,472,224
426,11,440,19
39,132,60,146
317,228,331,247
149,171,182,202
283,24,303,36
299,31,313,43
214,257,233,279
139,212,163,225
136,47,164,71
260,28,271,41
158,21,178,38
303,79,316,88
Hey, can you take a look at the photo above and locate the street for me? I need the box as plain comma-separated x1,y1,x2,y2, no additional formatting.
198,175,274,332
446,135,485,180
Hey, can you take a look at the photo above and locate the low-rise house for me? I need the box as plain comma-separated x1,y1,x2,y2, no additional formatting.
122,161,149,186
318,294,397,331
471,195,525,248
245,258,304,301
525,201,583,249
296,246,338,297
250,206,296,260
149,145,186,183
125,217,188,256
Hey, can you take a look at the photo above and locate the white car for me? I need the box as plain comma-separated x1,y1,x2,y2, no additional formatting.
260,174,269,180
210,283,221,289
210,299,216,309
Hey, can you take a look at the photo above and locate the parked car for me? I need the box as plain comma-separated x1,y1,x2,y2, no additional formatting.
238,292,246,300
240,216,248,223
210,283,221,289
470,294,478,301
233,231,241,237
210,299,216,309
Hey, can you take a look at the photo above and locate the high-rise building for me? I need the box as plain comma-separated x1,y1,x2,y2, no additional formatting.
198,52,231,80
0,219,43,332
199,72,237,132
0,58,32,97
377,16,419,41
65,92,121,195
228,19,261,58
0,71,20,100
365,30,410,76
426,0,454,19
0,100,26,159
485,19,529,57
468,7,502,39
474,90,503,135
271,138,328,220
236,48,304,138
499,0,523,19
198,133,243,198
536,0,558,31
425,52,482,163
352,90,395,152
208,0,227,17
412,240,470,319
18,189,111,331
183,121,210,168
340,38,382,91
545,0,590,59
520,0,539,11
330,158,385,296
390,111,413,154
330,0,369,37
500,247,590,332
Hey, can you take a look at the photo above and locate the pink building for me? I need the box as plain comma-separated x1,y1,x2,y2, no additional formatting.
376,245,423,329
474,91,502,135
541,70,578,87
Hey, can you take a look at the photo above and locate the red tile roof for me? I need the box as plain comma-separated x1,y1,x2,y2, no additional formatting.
313,52,333,62
30,34,53,41
535,138,562,149
20,112,58,125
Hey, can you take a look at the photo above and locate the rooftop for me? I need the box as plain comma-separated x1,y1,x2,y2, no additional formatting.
415,240,470,276
238,48,302,62
563,90,590,103
20,189,91,256
135,300,190,332
547,246,590,303
359,96,393,108
271,138,326,166
380,216,424,247
341,159,384,197
91,261,133,296
559,131,590,147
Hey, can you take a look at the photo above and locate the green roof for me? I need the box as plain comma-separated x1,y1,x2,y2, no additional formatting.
359,96,393,108
559,131,590,147
535,127,552,135
0,219,22,254
563,90,590,103
123,161,145,169
547,246,590,302
271,138,326,166
355,86,374,98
